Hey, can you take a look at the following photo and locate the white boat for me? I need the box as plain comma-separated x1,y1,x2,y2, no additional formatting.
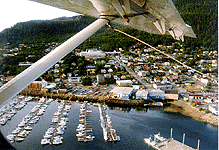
7,134,16,141
144,136,156,146
154,132,166,142
41,138,50,145
53,139,62,145
24,126,32,130
15,137,24,142
54,135,63,140
76,132,85,137
12,127,22,134
18,121,26,127
43,134,53,139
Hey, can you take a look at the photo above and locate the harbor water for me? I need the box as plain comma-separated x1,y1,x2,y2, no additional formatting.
0,100,217,150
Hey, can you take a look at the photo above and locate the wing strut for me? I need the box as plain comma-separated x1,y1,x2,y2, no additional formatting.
0,18,110,106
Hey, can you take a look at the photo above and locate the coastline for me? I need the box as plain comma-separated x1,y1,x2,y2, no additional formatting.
164,100,218,126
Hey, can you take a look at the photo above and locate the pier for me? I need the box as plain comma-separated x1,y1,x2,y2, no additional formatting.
98,104,120,142
76,101,95,142
41,100,71,145
144,129,199,150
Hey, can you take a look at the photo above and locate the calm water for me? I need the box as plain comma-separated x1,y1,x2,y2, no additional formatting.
0,100,218,150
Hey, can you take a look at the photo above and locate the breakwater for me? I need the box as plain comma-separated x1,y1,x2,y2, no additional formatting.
20,90,146,107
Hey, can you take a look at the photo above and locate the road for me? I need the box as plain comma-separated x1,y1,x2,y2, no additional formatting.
113,57,152,89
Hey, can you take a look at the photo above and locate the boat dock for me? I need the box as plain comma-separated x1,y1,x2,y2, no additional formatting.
8,97,52,143
144,129,199,150
41,100,71,145
76,101,95,142
98,104,120,142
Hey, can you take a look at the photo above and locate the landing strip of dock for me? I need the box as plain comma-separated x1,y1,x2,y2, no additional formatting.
157,139,195,150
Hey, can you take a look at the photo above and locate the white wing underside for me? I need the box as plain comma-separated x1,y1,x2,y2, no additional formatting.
30,0,196,40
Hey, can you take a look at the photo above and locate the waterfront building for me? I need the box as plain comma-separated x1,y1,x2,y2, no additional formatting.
110,87,134,99
164,89,179,100
135,90,149,100
149,89,165,100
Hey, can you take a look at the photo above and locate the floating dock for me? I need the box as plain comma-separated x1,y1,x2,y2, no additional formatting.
76,101,95,142
98,104,120,142
144,129,199,150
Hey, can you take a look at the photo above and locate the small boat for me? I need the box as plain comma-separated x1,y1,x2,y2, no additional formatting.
43,134,52,139
24,126,33,130
15,137,24,142
53,139,62,145
7,134,16,141
41,138,50,145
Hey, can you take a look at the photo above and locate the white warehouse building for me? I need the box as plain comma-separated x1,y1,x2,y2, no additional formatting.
78,49,106,58
110,87,134,99
116,80,133,87
135,90,149,100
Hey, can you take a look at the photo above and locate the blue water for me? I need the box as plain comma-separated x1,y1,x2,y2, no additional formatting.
0,101,217,150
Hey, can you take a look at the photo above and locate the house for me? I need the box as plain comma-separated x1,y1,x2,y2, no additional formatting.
116,80,133,87
96,75,104,82
68,77,81,83
109,87,134,99
135,90,149,100
164,89,179,100
138,71,145,77
161,77,170,84
104,74,111,79
101,69,107,74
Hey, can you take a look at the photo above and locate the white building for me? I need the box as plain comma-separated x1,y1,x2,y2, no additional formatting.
68,77,81,83
138,71,147,77
201,78,208,85
149,89,165,100
116,80,133,87
209,104,218,115
96,75,104,82
135,90,149,100
110,87,134,99
78,49,106,58
153,83,172,89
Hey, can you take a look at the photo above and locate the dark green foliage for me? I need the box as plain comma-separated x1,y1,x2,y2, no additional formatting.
82,77,92,86
0,0,217,76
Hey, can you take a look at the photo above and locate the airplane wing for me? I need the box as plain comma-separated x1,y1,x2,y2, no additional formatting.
30,0,196,40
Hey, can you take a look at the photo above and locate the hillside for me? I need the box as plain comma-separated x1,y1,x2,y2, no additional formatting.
0,0,217,50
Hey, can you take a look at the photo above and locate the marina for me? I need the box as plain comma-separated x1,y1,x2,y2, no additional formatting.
6,97,52,143
0,96,32,125
0,97,217,150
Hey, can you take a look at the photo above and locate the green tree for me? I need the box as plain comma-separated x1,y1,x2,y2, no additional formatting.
82,77,92,86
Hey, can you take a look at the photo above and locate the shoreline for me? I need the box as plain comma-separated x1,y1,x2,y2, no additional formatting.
164,100,218,127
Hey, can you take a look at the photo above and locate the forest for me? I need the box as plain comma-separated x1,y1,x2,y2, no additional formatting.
0,0,217,50
0,0,217,76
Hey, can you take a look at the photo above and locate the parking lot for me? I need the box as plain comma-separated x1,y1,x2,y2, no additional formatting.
66,84,117,98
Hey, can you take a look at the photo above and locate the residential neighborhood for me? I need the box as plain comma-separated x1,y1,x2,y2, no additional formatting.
0,42,218,115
